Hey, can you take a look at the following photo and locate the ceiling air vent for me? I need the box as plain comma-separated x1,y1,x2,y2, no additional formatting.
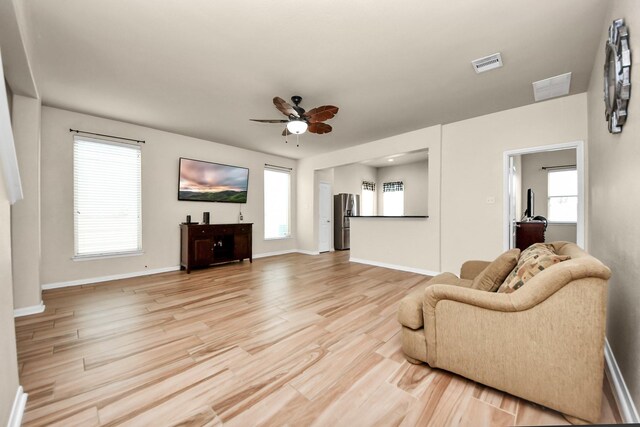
532,72,572,102
471,53,503,74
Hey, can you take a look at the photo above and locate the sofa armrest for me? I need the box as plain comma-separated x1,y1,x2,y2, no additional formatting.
421,284,516,367
459,260,490,280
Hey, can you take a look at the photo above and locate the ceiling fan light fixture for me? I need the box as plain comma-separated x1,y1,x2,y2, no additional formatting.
287,120,308,134
251,96,337,138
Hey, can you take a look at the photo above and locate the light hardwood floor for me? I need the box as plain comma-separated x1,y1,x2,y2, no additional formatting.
16,252,621,426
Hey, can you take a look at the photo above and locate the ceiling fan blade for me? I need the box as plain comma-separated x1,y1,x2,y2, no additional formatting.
273,97,300,118
308,122,332,134
304,105,339,123
250,119,288,123
282,127,292,137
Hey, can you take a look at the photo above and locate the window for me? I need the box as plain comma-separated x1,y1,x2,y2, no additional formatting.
361,181,376,216
264,167,291,239
547,168,577,222
74,136,142,258
382,181,404,216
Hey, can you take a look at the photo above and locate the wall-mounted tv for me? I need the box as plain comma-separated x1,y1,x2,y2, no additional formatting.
178,157,249,203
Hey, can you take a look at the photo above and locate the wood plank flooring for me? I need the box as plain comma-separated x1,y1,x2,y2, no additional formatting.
15,252,621,426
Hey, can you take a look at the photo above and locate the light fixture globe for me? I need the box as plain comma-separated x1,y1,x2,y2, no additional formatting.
287,120,308,135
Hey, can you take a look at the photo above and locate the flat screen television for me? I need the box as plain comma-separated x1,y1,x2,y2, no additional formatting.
178,157,249,203
524,188,534,218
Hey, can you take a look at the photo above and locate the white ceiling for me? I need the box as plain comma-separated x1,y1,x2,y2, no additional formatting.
361,150,429,169
22,0,609,159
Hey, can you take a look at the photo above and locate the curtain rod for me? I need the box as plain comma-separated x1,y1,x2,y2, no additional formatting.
541,164,576,171
265,163,292,171
70,128,145,144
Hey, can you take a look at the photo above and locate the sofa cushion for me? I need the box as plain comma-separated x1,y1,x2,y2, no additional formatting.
498,244,570,293
471,249,520,292
398,272,470,329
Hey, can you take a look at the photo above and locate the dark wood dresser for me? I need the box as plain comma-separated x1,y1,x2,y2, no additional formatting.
180,223,252,273
515,221,545,251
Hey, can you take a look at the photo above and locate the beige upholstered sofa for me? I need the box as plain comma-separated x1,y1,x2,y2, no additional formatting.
397,242,611,424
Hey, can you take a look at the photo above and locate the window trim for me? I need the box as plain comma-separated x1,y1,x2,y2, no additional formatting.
263,236,293,242
72,250,144,262
73,136,142,258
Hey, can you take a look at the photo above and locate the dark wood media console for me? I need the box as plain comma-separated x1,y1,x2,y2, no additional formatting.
515,221,545,251
180,223,252,273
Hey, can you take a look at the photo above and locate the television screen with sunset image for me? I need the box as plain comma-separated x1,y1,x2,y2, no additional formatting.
178,158,249,203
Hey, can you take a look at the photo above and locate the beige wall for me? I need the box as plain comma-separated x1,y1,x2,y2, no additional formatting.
377,160,428,216
297,125,441,253
11,94,41,309
299,95,588,273
440,94,588,272
332,163,377,197
316,168,334,189
298,125,441,271
331,160,429,217
40,107,297,285
587,0,640,410
520,149,577,243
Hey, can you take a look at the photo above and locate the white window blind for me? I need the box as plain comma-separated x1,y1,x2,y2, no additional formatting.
361,181,375,216
74,136,142,258
264,167,291,239
547,169,577,222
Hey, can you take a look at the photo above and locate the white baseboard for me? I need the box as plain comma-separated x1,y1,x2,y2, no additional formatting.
349,257,440,277
604,338,639,423
40,250,323,291
42,266,181,290
253,249,299,259
40,251,428,291
297,249,320,256
13,301,45,317
7,386,27,427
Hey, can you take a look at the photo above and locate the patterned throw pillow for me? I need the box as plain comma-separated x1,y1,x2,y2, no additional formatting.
517,243,557,266
497,243,570,293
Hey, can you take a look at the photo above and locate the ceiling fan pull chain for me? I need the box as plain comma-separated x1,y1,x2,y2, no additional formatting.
296,133,300,148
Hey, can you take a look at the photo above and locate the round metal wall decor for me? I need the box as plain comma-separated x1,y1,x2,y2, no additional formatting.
604,18,631,134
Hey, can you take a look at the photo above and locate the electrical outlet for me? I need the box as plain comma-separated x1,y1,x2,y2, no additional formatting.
486,196,496,204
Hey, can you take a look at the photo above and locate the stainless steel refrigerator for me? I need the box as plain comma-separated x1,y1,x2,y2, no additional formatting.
334,193,360,250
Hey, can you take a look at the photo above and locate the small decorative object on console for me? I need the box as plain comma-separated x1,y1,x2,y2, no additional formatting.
182,215,198,225
604,18,631,134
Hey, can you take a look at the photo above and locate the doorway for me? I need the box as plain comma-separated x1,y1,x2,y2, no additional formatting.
503,141,585,250
319,182,332,253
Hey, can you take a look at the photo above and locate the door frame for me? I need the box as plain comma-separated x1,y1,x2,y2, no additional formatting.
318,181,333,253
502,140,585,251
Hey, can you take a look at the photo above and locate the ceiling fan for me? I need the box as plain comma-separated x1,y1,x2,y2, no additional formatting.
250,96,339,137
